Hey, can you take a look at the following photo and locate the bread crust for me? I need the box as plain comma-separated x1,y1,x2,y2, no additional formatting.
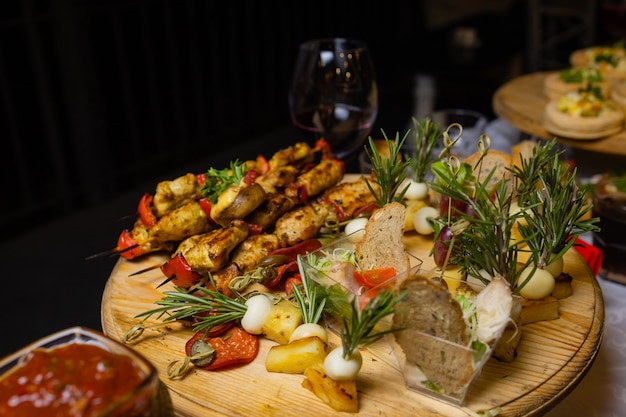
392,274,473,396
354,202,410,274
462,149,512,193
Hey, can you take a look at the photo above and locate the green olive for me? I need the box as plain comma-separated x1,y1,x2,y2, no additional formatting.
256,254,288,268
190,339,215,367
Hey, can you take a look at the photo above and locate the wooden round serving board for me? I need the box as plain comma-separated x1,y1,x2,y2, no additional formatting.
101,231,604,417
492,71,626,155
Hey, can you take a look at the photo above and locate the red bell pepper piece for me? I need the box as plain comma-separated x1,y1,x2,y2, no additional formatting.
242,169,259,185
314,138,333,160
268,239,322,264
256,154,270,174
265,261,299,288
352,202,379,219
117,229,144,260
196,173,207,186
322,197,349,222
185,327,259,371
137,193,157,228
198,198,217,225
160,252,204,289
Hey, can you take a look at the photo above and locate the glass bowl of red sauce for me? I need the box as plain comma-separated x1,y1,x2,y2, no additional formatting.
0,326,172,417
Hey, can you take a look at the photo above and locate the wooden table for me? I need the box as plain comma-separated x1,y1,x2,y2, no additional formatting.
492,71,626,155
101,227,604,417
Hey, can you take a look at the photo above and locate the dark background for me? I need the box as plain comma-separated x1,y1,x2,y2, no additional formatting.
1,0,621,357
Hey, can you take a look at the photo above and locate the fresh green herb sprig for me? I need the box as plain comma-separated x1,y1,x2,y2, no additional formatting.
124,275,249,342
430,160,531,287
407,117,443,182
292,255,328,324
339,290,406,358
201,159,248,203
516,151,600,269
364,132,411,206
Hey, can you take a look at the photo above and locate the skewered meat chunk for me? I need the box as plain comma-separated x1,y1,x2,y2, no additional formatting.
268,142,314,169
177,220,249,273
149,200,214,242
230,233,282,273
255,165,300,194
285,158,345,200
274,201,331,246
246,192,298,231
153,173,202,217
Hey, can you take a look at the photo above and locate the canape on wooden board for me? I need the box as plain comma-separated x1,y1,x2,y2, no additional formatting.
570,43,626,82
543,68,612,101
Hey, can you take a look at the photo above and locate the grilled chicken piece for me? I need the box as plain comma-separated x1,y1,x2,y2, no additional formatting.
230,233,282,272
179,220,249,273
211,183,266,227
274,201,331,247
321,176,379,217
285,158,344,201
246,192,298,231
149,200,215,242
254,165,300,194
153,173,202,218
268,142,314,169
128,219,176,255
274,177,379,246
209,263,241,296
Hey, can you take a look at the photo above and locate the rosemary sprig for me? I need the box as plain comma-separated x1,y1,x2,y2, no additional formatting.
364,132,411,206
339,290,406,358
125,275,249,341
292,255,327,324
516,151,600,268
201,159,248,204
407,117,443,182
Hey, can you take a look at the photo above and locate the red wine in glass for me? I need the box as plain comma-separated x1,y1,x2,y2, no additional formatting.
289,38,378,160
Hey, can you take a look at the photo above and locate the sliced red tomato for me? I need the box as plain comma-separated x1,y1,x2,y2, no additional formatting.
353,267,397,289
137,193,157,228
117,229,144,260
196,173,207,186
185,327,259,371
160,252,203,288
284,274,302,296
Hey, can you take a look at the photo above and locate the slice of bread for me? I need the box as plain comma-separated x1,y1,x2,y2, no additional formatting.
462,149,513,193
354,202,410,274
392,274,473,396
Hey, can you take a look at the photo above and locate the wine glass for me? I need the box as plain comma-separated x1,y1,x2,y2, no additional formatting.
288,38,379,161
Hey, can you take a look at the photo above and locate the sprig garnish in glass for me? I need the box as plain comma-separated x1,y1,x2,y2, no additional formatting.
323,287,407,381
364,131,411,206
339,289,406,358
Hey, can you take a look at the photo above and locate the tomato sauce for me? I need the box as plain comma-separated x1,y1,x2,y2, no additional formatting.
0,342,149,417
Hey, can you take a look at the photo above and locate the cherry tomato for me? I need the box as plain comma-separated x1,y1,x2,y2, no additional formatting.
353,267,397,289
137,193,157,228
184,327,259,371
284,274,302,296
